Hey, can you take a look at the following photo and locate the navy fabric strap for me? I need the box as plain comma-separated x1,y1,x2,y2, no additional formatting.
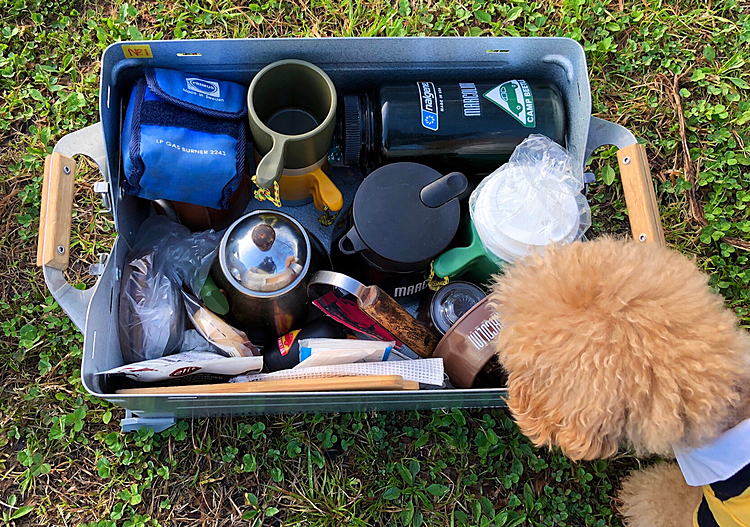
125,78,147,194
135,98,247,209
139,100,241,138
221,120,247,209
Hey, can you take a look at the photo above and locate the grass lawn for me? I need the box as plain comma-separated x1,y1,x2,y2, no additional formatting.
2,0,749,525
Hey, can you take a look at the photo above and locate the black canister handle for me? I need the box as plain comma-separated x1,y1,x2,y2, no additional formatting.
338,226,369,255
420,172,468,208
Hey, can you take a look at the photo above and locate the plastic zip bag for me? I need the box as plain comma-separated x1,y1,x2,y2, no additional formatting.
118,216,221,364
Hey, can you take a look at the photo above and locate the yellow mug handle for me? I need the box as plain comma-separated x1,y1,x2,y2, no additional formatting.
308,167,343,212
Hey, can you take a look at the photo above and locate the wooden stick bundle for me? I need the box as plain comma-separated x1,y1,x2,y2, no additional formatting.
117,375,419,395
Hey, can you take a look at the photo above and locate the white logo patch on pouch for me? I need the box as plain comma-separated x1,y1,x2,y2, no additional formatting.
185,77,221,98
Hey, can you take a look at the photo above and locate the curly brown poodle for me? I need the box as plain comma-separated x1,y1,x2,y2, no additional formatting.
489,237,750,527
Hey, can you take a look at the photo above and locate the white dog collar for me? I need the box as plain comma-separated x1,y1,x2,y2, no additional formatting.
674,417,750,487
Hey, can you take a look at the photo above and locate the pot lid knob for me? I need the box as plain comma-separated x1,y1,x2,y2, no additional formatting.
222,212,309,293
252,223,276,251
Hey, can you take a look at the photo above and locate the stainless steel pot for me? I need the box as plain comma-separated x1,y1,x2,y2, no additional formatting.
212,210,327,344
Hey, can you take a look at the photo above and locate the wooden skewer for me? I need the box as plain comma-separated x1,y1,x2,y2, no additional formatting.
116,375,419,395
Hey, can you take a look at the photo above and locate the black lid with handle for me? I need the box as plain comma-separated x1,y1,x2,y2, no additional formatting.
338,163,467,273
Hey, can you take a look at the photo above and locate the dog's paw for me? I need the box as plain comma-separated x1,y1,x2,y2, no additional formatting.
618,462,702,527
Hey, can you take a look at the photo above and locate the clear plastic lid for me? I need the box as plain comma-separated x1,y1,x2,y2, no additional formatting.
470,135,591,263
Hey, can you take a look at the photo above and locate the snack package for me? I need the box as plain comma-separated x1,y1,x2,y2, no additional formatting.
293,338,394,369
183,291,260,357
99,350,263,385
312,290,404,349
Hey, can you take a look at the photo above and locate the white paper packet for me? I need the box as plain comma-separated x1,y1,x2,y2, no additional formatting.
294,338,394,369
233,358,445,386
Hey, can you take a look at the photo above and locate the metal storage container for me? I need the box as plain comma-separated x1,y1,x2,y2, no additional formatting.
36,37,663,432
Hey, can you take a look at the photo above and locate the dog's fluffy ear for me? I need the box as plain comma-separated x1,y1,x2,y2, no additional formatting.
490,237,750,459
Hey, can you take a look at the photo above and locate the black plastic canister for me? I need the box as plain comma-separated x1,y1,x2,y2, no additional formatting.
330,163,467,300
340,80,566,175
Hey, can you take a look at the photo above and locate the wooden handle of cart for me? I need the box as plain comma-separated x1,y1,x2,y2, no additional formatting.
358,285,441,358
617,143,666,246
36,152,77,270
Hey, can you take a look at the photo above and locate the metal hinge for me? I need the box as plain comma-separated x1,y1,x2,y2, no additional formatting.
89,253,109,277
121,411,176,433
583,172,596,196
94,181,112,213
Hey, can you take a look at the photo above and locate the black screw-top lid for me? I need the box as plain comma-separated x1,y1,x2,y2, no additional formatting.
352,163,463,269
343,94,364,165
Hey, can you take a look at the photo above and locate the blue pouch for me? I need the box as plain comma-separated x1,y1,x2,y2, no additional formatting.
122,69,248,210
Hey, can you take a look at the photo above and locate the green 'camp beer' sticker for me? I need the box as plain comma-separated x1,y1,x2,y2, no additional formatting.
483,80,536,128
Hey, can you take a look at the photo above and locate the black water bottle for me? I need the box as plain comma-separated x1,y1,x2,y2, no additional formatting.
340,80,566,175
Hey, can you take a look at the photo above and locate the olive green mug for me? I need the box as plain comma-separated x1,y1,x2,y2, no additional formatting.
248,59,337,190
